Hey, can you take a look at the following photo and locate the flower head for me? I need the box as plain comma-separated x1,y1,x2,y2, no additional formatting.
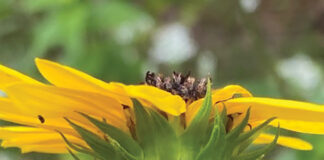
0,58,322,158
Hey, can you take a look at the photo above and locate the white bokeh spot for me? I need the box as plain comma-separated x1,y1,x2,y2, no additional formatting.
239,0,260,13
276,54,322,91
114,15,154,45
149,23,197,64
197,51,217,77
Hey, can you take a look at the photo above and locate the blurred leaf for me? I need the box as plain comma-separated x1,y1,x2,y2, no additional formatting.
91,1,146,29
28,2,88,63
23,0,77,13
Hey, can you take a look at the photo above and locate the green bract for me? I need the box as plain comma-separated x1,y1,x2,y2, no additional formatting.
61,81,278,160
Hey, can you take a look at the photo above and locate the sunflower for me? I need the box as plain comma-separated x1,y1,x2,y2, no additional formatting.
0,58,322,158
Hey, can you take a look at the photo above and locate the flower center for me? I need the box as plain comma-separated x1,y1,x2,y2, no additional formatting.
145,71,207,102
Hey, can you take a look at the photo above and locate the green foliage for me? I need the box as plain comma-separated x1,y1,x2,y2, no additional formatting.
0,0,145,83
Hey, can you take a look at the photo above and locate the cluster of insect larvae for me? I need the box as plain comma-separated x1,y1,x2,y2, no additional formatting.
145,71,208,103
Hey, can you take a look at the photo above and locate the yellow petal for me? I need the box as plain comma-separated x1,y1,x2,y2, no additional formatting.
20,144,71,153
211,85,253,98
186,85,252,124
0,127,86,153
0,113,75,135
253,133,313,150
225,97,324,122
251,119,324,135
6,83,128,131
0,97,76,135
35,58,132,106
124,85,186,116
0,64,40,89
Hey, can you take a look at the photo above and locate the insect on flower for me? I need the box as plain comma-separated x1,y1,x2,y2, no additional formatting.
38,115,45,124
145,71,207,103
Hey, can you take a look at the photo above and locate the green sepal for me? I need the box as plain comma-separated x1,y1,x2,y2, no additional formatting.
108,136,139,160
180,79,212,159
234,117,276,155
195,105,227,160
65,118,122,160
222,108,252,158
79,112,143,160
58,131,100,159
67,148,81,160
227,108,251,140
196,107,278,160
232,125,280,160
134,101,179,160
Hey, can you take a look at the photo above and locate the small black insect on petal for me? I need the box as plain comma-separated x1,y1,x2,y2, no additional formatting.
122,105,130,109
145,71,208,102
38,115,45,123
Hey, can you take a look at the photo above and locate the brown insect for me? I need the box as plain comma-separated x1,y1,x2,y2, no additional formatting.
38,115,45,123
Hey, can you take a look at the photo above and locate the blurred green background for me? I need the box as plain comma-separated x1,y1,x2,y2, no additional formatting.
1,0,324,159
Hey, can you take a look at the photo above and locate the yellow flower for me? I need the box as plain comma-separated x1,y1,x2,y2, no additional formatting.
0,58,185,153
0,58,321,153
